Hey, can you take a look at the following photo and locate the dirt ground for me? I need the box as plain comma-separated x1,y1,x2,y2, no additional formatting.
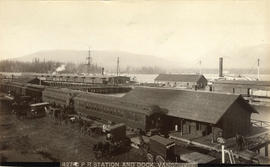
0,100,146,162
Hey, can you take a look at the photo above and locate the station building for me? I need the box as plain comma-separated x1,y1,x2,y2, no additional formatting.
121,87,257,139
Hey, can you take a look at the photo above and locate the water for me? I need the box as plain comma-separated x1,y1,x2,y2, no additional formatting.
131,73,270,83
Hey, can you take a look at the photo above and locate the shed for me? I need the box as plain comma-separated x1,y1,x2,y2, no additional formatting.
212,80,270,97
154,74,207,89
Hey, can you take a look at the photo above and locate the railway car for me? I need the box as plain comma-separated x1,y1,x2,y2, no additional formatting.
0,80,9,93
6,81,26,97
73,91,167,132
25,84,45,102
42,87,80,108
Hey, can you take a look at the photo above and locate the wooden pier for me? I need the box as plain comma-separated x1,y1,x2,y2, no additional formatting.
169,127,270,164
44,81,132,94
251,119,270,129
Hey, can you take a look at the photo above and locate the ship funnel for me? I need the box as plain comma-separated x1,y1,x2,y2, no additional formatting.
219,57,223,77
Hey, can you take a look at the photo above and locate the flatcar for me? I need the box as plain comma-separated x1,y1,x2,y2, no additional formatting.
73,91,166,132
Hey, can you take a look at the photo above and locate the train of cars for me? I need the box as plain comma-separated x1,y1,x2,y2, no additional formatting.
0,80,165,133
0,79,221,163
42,85,166,133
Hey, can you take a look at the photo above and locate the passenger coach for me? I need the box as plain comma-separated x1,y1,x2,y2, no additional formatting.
73,92,167,132
42,87,80,107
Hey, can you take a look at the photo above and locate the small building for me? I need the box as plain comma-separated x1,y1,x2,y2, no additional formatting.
121,87,257,139
212,80,270,97
154,74,207,89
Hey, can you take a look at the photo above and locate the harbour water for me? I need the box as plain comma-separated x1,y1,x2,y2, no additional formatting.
132,74,270,83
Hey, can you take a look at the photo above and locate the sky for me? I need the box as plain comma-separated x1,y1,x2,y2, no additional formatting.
0,0,270,68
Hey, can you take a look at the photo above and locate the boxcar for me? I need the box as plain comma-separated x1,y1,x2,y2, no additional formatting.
73,92,166,132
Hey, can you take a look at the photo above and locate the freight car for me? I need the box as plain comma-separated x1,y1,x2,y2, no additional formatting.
73,91,167,133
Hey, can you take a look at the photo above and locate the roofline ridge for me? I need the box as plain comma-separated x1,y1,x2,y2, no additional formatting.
133,86,241,97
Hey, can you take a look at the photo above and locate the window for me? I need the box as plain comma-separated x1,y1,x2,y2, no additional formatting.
196,122,200,131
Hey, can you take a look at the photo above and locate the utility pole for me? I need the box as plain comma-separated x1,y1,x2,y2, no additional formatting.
86,48,91,74
116,56,120,76
257,58,260,81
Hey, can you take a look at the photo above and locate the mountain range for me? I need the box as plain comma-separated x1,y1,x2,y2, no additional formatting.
14,50,179,70
12,43,270,72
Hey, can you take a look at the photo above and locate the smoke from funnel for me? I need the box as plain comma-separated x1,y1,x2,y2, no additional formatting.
56,64,66,72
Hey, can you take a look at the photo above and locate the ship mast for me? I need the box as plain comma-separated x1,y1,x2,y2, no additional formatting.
199,60,202,74
116,56,120,76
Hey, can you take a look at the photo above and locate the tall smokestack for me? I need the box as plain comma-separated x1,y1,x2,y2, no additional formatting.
101,67,104,75
219,57,223,78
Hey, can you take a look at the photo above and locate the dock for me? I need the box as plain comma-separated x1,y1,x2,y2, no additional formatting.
169,127,270,164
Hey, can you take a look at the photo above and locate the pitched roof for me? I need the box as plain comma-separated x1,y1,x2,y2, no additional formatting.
12,77,36,84
155,74,205,82
121,87,256,124
74,91,159,116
